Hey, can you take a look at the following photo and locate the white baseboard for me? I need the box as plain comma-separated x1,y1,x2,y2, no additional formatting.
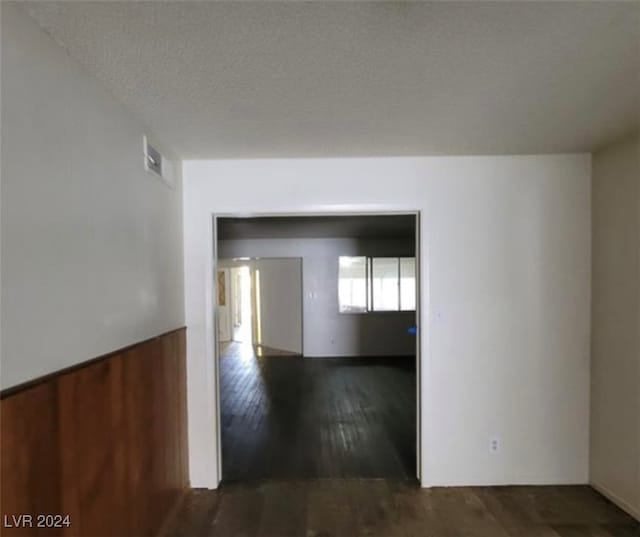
590,480,640,521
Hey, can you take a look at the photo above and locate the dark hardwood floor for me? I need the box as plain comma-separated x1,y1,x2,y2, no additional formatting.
201,343,640,537
166,480,640,537
220,342,417,481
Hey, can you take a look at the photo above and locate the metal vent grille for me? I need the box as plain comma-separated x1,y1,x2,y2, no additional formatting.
145,138,163,177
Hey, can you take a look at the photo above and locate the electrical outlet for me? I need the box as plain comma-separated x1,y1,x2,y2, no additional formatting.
490,436,501,453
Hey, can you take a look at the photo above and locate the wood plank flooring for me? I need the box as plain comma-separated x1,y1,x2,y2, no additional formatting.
219,342,416,481
204,343,640,537
166,480,640,537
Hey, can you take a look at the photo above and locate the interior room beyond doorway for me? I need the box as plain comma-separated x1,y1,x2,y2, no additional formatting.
215,214,419,483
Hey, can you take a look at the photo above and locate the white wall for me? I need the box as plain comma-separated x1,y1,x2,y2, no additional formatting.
1,4,185,389
219,237,416,357
590,133,640,519
183,154,591,488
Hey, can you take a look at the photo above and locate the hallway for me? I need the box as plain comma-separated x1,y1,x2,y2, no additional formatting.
219,342,417,481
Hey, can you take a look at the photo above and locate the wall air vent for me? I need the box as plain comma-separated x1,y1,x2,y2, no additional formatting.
145,140,162,176
143,135,175,188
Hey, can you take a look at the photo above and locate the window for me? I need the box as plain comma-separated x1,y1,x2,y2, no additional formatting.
399,257,416,311
339,256,416,313
372,257,400,311
338,256,368,312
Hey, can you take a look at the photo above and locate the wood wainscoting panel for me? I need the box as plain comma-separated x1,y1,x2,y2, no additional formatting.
0,382,61,536
176,329,188,496
0,328,188,537
57,354,128,537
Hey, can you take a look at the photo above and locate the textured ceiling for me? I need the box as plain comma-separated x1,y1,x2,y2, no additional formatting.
218,215,416,240
18,1,640,158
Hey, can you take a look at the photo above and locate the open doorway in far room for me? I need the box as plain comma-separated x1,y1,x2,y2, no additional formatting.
215,214,419,483
230,265,252,344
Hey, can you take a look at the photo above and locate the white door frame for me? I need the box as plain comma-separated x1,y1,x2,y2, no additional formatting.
210,210,424,486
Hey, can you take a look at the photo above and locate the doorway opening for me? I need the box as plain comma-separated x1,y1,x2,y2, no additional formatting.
230,265,252,344
219,262,257,346
218,257,303,357
213,213,421,484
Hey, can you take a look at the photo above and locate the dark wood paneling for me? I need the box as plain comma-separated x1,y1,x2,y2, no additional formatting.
0,328,188,537
175,330,188,496
57,354,129,537
0,382,61,537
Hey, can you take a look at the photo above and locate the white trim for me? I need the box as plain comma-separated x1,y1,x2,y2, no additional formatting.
591,481,640,521
415,211,423,482
211,216,223,485
209,210,425,487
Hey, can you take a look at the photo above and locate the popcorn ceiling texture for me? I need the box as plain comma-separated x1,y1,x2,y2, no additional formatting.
18,1,640,159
